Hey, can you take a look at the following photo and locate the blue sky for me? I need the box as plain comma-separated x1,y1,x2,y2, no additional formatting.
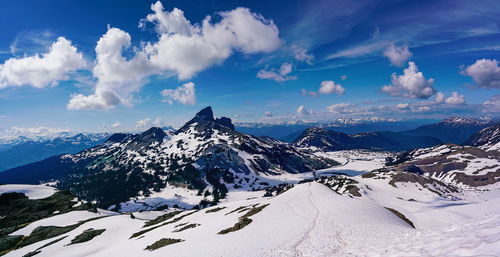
0,0,499,131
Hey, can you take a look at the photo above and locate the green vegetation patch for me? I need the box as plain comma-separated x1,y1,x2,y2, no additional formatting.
68,228,106,245
144,238,184,251
131,211,197,239
218,204,269,235
225,205,250,216
1,216,107,256
173,223,199,233
143,211,182,227
22,236,68,257
205,207,226,213
0,191,92,237
385,207,415,229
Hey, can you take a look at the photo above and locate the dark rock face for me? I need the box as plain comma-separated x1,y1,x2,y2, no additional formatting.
215,117,235,130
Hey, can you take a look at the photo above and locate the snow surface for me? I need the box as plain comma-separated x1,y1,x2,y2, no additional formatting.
6,180,500,257
0,184,57,199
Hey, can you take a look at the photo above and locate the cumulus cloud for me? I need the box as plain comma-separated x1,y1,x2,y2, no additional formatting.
69,1,280,110
444,91,465,105
161,82,196,105
461,59,500,88
319,80,345,95
326,103,355,113
257,62,296,82
111,121,122,128
435,91,465,105
396,103,410,110
264,111,273,117
383,43,412,67
0,37,86,88
296,105,311,115
291,45,314,63
136,117,166,129
435,92,445,103
483,94,500,113
381,62,435,99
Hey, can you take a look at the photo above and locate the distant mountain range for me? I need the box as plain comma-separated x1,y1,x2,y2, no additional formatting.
0,133,109,172
401,117,497,144
0,107,337,208
236,119,433,142
292,127,442,151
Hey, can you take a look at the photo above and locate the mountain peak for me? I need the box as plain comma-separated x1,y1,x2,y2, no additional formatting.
195,106,215,121
178,106,235,132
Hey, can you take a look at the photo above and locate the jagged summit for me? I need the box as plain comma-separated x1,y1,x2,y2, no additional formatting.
178,106,235,132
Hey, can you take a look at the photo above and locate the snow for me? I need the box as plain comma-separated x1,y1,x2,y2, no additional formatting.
4,179,500,257
0,184,57,199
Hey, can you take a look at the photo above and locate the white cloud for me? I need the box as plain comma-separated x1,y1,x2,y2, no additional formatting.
69,1,280,110
326,103,354,113
319,80,345,95
483,94,500,113
396,103,410,110
301,88,317,97
435,92,445,103
445,91,465,104
135,117,166,129
381,62,435,99
67,28,153,110
296,105,311,115
161,82,196,105
257,62,296,82
136,118,152,129
148,3,280,80
413,106,431,112
291,45,314,63
111,121,122,128
0,37,86,88
264,111,273,117
435,91,465,104
461,59,500,88
383,43,412,66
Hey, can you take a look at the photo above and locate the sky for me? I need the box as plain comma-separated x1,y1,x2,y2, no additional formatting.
0,0,499,132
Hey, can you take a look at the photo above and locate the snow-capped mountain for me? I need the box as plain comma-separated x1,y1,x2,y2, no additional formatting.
292,127,442,152
402,117,497,144
0,107,338,208
464,123,500,151
0,132,110,172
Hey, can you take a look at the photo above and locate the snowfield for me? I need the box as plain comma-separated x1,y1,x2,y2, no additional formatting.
4,179,500,257
0,184,56,199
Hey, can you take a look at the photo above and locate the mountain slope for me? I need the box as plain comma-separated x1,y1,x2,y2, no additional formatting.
402,117,496,144
464,123,500,151
293,127,442,151
0,107,338,208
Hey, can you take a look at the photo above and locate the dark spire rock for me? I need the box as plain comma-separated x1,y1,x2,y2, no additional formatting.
177,106,235,132
215,117,235,130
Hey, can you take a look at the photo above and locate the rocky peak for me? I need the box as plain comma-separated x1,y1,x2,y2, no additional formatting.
178,106,235,132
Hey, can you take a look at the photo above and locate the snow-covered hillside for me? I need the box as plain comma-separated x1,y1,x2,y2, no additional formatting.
2,179,499,257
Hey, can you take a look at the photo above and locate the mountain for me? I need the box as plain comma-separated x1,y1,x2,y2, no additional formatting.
0,133,109,172
386,124,500,188
0,107,338,208
464,123,500,151
292,127,442,152
236,119,433,142
402,117,496,144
